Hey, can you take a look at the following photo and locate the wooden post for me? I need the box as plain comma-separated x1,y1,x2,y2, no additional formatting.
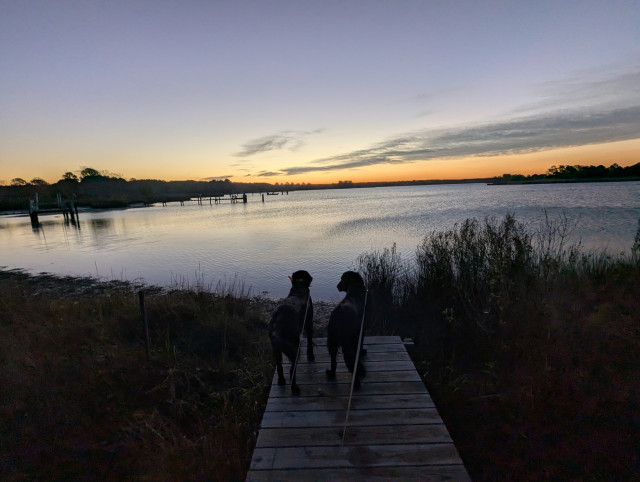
139,291,150,360
29,196,39,226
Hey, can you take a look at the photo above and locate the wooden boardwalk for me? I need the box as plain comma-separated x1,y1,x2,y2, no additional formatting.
247,336,470,481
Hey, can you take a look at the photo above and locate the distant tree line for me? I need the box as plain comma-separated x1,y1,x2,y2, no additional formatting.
1,162,638,211
493,162,640,183
0,168,310,211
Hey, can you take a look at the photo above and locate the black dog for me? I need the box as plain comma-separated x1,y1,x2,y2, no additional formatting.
326,271,368,387
268,270,314,395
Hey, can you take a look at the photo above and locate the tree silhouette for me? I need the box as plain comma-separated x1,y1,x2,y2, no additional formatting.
61,172,79,182
80,167,102,180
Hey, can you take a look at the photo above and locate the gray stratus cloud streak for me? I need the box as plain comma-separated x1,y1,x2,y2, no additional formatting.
235,129,324,157
254,171,283,177
515,70,640,115
280,105,640,176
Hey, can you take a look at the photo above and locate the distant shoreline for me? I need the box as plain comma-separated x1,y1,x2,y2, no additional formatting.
487,176,640,185
2,176,638,217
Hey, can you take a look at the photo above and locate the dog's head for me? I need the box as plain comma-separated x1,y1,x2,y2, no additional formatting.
337,271,365,293
289,270,313,289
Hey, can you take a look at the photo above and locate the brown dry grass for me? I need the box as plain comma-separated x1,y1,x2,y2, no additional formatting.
0,270,272,481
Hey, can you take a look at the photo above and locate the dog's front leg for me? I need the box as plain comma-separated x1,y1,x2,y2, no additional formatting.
274,351,286,385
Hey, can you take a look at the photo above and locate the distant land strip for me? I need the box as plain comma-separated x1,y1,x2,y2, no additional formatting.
1,162,638,212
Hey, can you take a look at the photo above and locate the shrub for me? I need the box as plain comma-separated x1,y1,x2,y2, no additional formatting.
357,213,640,480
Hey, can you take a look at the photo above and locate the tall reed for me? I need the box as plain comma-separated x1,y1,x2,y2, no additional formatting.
356,243,405,332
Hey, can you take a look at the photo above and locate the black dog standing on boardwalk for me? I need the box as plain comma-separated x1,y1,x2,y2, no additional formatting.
326,271,367,388
268,270,314,395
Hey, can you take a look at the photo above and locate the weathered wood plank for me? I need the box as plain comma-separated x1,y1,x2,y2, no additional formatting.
302,342,408,353
272,367,422,385
247,464,470,481
293,349,413,363
254,423,453,447
268,380,429,398
265,392,434,412
305,335,405,346
294,359,417,372
260,407,444,429
250,443,463,470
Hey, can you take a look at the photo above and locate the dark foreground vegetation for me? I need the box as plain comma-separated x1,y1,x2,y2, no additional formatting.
2,214,639,480
357,215,640,480
0,273,274,480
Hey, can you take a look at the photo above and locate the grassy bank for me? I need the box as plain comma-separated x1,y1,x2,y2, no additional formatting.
2,213,639,480
0,271,273,480
358,214,640,480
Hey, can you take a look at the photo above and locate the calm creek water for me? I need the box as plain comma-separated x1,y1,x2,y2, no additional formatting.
1,182,638,301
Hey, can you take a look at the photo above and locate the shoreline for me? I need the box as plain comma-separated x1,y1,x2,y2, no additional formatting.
0,267,337,335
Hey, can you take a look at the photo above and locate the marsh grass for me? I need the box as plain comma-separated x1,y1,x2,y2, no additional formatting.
356,243,406,333
357,214,640,480
0,270,271,480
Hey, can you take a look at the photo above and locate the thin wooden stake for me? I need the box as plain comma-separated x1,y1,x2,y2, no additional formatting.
139,290,150,360
341,289,368,444
291,295,311,387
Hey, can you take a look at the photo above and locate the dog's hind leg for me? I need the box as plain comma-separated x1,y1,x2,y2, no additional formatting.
274,350,286,385
325,339,338,380
306,334,315,361
288,355,300,395
343,348,366,388
282,346,301,395
359,329,367,357
304,305,315,361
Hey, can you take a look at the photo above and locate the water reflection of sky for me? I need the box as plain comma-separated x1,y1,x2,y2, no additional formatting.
1,182,638,300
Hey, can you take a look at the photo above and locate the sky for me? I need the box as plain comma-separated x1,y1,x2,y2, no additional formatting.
1,0,639,185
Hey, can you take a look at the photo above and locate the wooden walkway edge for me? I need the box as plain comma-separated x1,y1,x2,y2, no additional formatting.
246,336,470,481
